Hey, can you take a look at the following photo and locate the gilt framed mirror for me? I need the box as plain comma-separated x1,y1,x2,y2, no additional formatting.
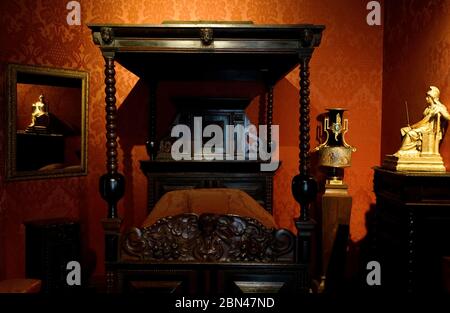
6,64,88,180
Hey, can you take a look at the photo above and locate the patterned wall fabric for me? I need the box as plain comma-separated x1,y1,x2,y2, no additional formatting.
0,0,383,279
382,0,450,165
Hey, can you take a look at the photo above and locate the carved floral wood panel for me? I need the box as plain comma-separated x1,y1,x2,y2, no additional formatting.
122,213,294,262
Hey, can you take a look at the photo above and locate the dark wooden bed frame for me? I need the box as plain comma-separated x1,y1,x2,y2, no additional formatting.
89,22,324,293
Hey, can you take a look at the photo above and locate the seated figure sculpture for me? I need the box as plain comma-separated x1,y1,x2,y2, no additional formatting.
26,94,50,132
384,86,449,172
395,86,450,156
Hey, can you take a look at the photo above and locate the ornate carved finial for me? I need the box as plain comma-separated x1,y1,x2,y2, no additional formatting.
200,28,214,46
93,34,100,45
100,27,114,45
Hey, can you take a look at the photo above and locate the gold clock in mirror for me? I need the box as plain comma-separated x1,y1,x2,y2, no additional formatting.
6,64,89,180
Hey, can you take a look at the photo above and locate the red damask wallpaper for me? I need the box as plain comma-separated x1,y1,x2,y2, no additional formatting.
382,0,450,164
0,0,383,280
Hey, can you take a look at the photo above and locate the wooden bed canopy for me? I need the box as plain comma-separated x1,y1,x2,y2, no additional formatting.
89,22,324,293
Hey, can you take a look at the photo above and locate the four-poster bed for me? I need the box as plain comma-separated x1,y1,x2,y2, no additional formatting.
89,22,324,293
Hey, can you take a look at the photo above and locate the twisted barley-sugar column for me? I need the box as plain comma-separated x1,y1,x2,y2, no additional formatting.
100,54,124,277
292,54,317,265
299,56,312,221
100,54,125,222
104,56,118,176
146,80,158,160
267,85,274,152
299,57,311,178
150,81,156,152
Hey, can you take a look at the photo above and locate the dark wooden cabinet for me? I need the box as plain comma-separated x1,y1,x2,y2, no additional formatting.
25,218,81,293
372,167,450,292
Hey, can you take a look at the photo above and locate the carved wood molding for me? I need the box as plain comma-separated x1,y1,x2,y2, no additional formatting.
122,213,294,262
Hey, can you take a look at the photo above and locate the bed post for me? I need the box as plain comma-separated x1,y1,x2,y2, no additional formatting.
267,84,274,153
292,30,318,283
99,50,125,293
146,80,158,160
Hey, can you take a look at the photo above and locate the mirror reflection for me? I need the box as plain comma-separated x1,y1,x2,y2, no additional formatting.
7,64,88,180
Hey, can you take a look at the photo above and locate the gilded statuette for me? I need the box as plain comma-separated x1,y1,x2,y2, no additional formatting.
383,86,449,172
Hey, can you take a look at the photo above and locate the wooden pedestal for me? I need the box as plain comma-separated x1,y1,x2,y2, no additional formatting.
319,182,352,292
